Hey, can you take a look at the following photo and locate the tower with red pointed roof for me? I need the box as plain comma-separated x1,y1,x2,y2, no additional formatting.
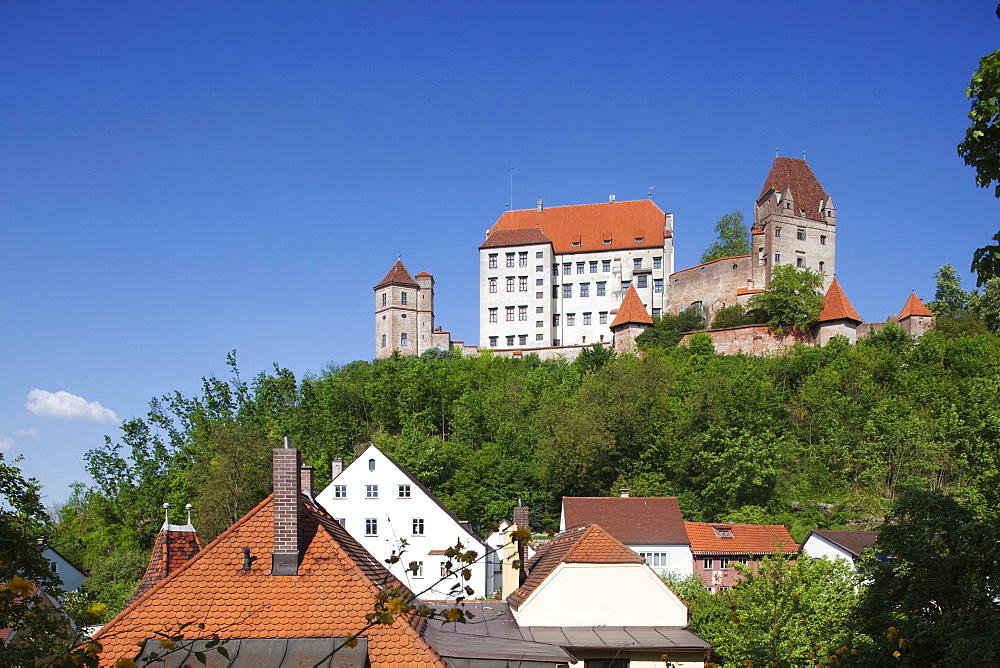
610,284,654,353
814,277,863,345
374,261,454,358
897,292,935,337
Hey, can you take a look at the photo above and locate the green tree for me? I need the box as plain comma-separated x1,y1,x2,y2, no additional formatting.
700,210,750,263
746,265,825,335
978,276,1000,333
928,263,969,316
710,303,756,329
636,305,706,350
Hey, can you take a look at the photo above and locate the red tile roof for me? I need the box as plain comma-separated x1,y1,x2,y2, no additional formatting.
808,530,878,558
684,522,798,556
482,200,669,254
508,525,643,608
818,277,862,323
562,497,689,546
611,284,653,327
125,524,202,608
415,271,432,278
374,260,419,289
478,227,551,249
93,495,444,667
758,157,830,222
899,292,933,319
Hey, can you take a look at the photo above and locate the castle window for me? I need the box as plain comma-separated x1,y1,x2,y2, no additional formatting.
583,312,591,325
536,320,543,327
519,276,528,291
553,314,560,326
602,260,611,272
622,280,631,290
563,263,572,275
553,264,559,276
489,278,497,293
774,252,781,263
506,307,515,321
489,336,498,347
577,262,585,274
653,257,662,269
563,284,572,298
567,314,575,326
506,277,514,292
797,228,806,241
536,333,544,341
654,279,663,293
820,235,827,245
489,254,497,269
401,291,408,305
637,275,648,289
796,257,805,268
600,312,608,324
536,292,543,299
536,278,544,286
775,227,782,238
652,308,661,317
597,282,606,296
519,306,527,321
401,313,406,318
536,306,544,313
733,263,738,270
635,236,643,243
519,335,527,345
552,285,559,298
519,252,528,267
381,334,386,348
489,308,497,323
819,261,825,272
506,335,515,346
633,258,643,271
572,241,581,247
382,293,386,306
580,283,590,297
536,251,544,258
506,253,515,267
536,265,543,273
553,338,561,345
400,333,408,346
590,261,598,273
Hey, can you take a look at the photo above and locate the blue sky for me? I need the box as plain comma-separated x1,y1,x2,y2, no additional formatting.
3,1,998,505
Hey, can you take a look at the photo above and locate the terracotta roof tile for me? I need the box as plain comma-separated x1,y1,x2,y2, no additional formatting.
478,227,551,249
125,524,201,607
818,277,862,323
899,292,933,319
808,530,878,558
684,522,798,555
508,525,643,609
610,285,653,327
374,260,419,289
483,200,669,254
758,157,830,222
562,497,688,545
93,494,444,667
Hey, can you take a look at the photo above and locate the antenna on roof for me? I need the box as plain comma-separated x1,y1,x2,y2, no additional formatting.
648,186,655,199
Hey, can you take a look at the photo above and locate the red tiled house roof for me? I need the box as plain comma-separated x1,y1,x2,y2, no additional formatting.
482,200,670,254
374,260,419,289
611,284,653,327
125,523,202,608
508,524,643,609
92,494,444,667
899,293,933,319
758,157,830,222
818,277,862,323
562,497,689,546
684,522,798,556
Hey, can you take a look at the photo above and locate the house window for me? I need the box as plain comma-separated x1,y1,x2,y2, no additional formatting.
583,312,592,325
333,485,347,499
536,251,544,258
652,308,661,317
705,586,714,593
506,307,515,321
381,334,386,348
536,292,543,299
552,264,559,276
519,334,527,345
796,257,805,268
536,266,543,273
489,336,498,347
519,306,528,321
637,275,648,289
596,282,606,296
654,278,663,293
590,261,598,273
535,333,544,341
489,308,497,323
774,252,781,263
563,284,572,299
633,258,643,271
553,314,560,326
720,558,731,569
577,262,585,274
622,280,631,290
506,277,514,292
412,561,424,578
412,518,425,535
536,306,544,313
369,459,375,470
440,562,449,577
567,314,575,326
398,484,411,498
718,586,730,591
552,285,559,298
599,312,608,324
703,558,714,570
563,263,572,275
519,251,528,266
797,228,806,241
489,278,497,293
366,484,378,498
365,518,378,535
775,227,781,238
653,256,662,269
334,518,346,528
489,253,497,268
602,260,611,272
820,235,827,245
519,276,528,291
553,338,561,345
506,253,515,267
506,335,515,346
737,557,749,565
536,320,543,328
639,552,668,568
580,283,590,297
400,333,408,346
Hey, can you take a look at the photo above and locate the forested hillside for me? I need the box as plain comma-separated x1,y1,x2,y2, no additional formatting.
48,309,1000,619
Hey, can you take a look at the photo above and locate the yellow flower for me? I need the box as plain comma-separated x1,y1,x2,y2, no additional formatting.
445,607,462,622
7,575,33,597
386,598,407,615
114,659,136,668
159,639,177,651
893,650,901,658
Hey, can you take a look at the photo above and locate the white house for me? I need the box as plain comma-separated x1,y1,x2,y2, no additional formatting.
800,529,878,569
41,545,86,593
560,494,694,576
314,445,493,599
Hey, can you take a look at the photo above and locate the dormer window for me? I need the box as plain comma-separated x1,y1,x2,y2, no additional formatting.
713,525,734,538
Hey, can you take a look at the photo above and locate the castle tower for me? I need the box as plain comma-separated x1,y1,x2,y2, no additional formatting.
814,277,862,345
752,157,836,291
897,293,935,338
374,260,420,358
611,284,654,354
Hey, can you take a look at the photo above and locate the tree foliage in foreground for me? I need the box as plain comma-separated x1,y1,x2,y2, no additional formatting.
700,209,750,264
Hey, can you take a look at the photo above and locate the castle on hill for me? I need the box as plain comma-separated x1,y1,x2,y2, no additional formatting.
374,157,934,359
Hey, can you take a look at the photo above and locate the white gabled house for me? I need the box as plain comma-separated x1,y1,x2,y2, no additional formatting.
315,445,494,599
800,529,878,570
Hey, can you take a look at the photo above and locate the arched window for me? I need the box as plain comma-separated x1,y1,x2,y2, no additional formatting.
368,459,375,472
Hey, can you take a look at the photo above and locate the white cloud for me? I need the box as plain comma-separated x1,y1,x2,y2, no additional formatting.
25,389,119,424
14,428,38,438
0,437,12,451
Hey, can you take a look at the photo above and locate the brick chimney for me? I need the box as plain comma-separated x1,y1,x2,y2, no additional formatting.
272,447,301,576
513,501,529,530
300,465,314,496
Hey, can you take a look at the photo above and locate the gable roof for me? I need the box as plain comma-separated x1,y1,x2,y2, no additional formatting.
562,497,689,546
899,292,933,319
508,525,643,609
92,494,444,667
483,200,669,254
479,227,551,249
818,277,862,323
125,522,201,608
374,260,419,289
684,522,798,556
758,157,830,222
808,529,878,558
611,284,653,327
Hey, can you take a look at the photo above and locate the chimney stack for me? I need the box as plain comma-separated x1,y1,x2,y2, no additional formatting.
300,465,314,496
513,500,529,530
272,448,301,576
619,488,630,498
331,457,344,480
536,198,543,213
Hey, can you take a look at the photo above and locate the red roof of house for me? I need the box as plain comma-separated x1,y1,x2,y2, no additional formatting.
611,284,653,327
482,200,669,254
375,260,419,289
684,522,798,556
562,497,689,546
899,293,933,319
125,524,202,608
508,525,643,608
818,277,862,323
758,157,830,222
92,495,444,667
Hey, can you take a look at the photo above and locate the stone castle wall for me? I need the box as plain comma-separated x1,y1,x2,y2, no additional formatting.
679,325,814,356
668,255,758,322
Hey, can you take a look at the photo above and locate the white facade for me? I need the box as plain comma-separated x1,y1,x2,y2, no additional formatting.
42,547,86,592
629,543,694,577
315,445,492,599
800,533,856,564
